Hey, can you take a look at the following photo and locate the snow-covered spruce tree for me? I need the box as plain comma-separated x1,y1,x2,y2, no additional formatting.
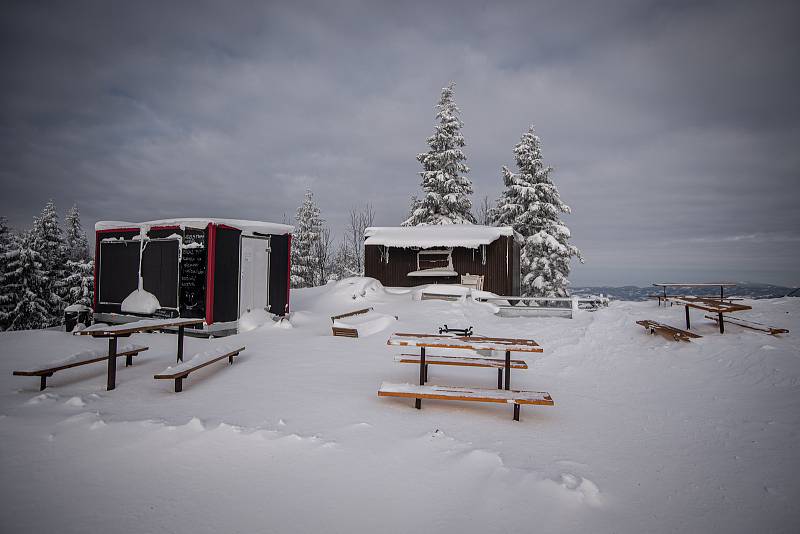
0,232,51,331
64,204,89,261
0,217,19,330
490,125,582,297
64,258,94,308
403,82,476,226
29,200,67,324
290,190,323,288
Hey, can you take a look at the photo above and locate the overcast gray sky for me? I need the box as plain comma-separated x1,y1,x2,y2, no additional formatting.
1,0,798,286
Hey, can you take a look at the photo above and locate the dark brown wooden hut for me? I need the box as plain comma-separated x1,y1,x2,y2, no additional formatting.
363,226,521,295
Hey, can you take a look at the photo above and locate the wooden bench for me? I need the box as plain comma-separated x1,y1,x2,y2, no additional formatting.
331,308,372,337
395,353,528,389
13,345,148,390
378,382,554,421
154,346,244,392
636,320,701,342
704,314,789,336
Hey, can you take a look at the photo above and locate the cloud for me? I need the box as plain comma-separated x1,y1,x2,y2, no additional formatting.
0,0,797,285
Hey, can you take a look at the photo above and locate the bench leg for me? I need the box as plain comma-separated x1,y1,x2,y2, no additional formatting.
416,347,425,409
126,355,133,367
177,325,185,363
513,404,520,421
229,354,234,364
107,337,117,391
497,368,503,389
424,364,428,383
685,306,691,330
504,350,511,390
719,312,724,334
40,375,47,391
174,377,183,393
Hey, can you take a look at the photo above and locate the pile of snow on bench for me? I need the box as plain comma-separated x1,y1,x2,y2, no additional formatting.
156,346,242,376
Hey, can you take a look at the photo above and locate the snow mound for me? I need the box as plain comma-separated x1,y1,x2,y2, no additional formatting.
121,289,161,314
330,277,386,301
238,309,271,332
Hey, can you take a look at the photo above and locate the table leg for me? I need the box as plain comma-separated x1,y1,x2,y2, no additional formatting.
177,325,185,363
719,312,724,334
107,337,117,391
513,403,520,421
416,347,425,409
685,306,691,330
504,350,511,390
497,368,503,389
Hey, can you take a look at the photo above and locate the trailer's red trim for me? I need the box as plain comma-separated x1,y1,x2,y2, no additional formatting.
285,233,291,314
205,223,217,325
149,225,182,232
93,232,100,311
216,224,240,231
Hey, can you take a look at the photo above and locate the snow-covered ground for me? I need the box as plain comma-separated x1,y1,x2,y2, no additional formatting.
1,279,798,533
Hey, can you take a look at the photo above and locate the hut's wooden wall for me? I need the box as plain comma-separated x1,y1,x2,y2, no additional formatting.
364,236,518,295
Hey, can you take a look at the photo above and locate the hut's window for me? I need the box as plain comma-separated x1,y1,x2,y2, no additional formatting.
417,248,453,271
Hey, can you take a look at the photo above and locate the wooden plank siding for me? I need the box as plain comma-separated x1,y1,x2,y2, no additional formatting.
364,235,519,295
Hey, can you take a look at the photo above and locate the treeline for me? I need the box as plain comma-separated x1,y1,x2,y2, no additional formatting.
290,190,374,288
0,201,93,331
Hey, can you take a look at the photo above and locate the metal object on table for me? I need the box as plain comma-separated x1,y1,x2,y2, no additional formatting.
438,325,473,337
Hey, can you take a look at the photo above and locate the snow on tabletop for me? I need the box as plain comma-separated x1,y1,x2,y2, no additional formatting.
95,218,293,235
364,225,517,249
407,268,458,277
16,343,147,373
387,333,542,352
81,317,204,334
156,346,242,376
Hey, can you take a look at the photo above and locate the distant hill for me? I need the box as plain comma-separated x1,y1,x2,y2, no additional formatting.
571,283,797,301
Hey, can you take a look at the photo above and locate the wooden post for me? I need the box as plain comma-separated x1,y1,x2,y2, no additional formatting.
504,350,511,390
107,337,117,391
685,305,691,330
177,325,185,363
416,347,425,409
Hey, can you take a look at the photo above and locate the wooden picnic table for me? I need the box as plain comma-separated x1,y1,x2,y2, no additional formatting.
387,332,542,408
653,282,736,302
76,318,204,390
668,296,751,334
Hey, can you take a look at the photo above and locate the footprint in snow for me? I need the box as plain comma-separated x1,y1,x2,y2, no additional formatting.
64,396,86,407
555,473,603,507
26,393,58,405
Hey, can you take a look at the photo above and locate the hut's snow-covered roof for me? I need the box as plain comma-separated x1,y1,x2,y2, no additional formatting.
95,218,293,236
364,225,518,249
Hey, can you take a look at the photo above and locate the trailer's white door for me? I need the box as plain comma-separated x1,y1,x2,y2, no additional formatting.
240,236,270,314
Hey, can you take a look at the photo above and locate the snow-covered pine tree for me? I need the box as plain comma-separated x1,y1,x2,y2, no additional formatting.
0,217,19,330
290,190,323,288
403,82,476,226
490,125,583,297
64,259,95,308
28,200,67,324
0,232,51,331
64,204,89,261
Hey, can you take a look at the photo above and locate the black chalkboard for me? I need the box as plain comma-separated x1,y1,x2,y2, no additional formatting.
180,230,207,318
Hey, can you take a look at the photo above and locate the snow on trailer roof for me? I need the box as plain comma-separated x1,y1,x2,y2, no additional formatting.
95,218,293,236
364,225,518,249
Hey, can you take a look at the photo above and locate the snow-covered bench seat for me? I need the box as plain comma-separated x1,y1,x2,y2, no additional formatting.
331,308,397,338
636,320,701,342
704,314,789,336
395,353,528,389
154,346,245,392
13,344,149,391
378,382,553,421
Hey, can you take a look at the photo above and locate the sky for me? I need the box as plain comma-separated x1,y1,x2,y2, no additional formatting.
0,0,798,286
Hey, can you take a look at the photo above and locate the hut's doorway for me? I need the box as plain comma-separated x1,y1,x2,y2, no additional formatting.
239,236,270,314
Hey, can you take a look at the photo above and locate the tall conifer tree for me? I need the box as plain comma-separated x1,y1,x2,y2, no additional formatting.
490,126,582,297
403,82,475,226
290,190,323,288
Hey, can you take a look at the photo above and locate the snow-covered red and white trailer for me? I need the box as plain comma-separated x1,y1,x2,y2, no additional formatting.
93,218,292,336
363,225,521,295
